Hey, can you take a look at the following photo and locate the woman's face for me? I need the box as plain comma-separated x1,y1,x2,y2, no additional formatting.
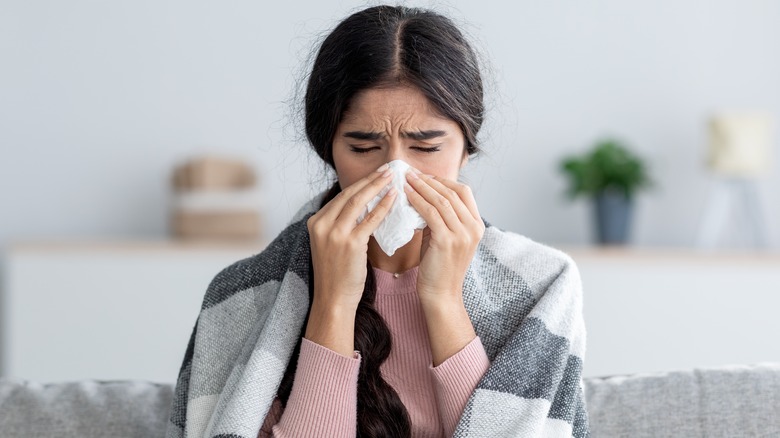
332,86,467,189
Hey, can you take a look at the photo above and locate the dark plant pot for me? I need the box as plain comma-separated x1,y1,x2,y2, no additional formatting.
594,190,633,245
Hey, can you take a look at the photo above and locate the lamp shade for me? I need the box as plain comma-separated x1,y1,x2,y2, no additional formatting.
708,112,773,177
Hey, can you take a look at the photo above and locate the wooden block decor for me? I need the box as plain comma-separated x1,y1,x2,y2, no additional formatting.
172,211,260,240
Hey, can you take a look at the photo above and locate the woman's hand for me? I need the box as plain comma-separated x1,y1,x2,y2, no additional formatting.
304,164,397,356
404,170,484,365
404,170,484,303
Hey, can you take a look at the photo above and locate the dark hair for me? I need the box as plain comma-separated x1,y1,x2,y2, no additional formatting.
279,5,485,437
305,5,484,167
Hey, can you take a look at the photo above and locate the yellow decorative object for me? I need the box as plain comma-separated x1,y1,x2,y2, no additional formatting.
708,112,773,177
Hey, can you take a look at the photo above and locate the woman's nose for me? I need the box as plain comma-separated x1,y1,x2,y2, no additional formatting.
386,143,407,163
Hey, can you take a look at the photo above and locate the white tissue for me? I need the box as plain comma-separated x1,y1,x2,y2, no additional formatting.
357,160,426,256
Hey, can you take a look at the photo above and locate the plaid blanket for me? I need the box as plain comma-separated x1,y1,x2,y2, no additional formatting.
166,195,589,437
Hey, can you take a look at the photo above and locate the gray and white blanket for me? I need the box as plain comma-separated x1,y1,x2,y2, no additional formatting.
166,195,589,437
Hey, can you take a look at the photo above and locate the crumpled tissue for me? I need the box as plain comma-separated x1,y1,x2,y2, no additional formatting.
357,159,426,256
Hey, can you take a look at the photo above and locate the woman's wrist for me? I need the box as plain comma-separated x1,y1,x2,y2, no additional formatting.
417,291,462,310
304,299,358,358
419,295,477,366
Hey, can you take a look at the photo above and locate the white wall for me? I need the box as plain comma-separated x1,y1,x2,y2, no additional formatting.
1,0,779,247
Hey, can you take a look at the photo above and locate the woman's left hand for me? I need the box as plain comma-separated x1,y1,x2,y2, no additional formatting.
404,169,484,365
404,170,485,306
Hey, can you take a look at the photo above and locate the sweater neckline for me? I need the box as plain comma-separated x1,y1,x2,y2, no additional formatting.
372,266,418,295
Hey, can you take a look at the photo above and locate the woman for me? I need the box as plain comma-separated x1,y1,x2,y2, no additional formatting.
167,5,588,438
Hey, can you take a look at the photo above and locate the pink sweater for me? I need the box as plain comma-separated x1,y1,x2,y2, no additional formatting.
258,267,490,438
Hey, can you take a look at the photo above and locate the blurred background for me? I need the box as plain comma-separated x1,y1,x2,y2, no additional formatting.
1,0,778,383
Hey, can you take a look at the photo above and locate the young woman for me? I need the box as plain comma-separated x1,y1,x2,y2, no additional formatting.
167,5,589,438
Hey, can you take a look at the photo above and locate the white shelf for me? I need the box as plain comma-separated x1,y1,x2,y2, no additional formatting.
3,242,779,382
560,245,780,264
561,246,780,377
2,239,266,383
8,238,267,253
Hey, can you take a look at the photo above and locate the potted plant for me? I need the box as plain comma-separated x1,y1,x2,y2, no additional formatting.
559,139,652,245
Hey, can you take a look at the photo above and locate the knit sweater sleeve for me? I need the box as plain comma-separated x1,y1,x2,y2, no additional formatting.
259,338,361,438
430,336,491,437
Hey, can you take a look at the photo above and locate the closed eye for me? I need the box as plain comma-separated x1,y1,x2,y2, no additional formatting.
412,146,441,153
349,146,380,153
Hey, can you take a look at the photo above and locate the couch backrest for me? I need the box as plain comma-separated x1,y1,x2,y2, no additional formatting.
0,379,173,438
2,363,779,437
585,363,780,437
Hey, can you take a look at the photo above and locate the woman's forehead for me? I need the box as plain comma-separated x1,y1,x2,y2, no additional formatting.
340,86,453,129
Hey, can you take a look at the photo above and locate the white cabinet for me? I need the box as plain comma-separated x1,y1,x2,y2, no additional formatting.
565,248,780,377
3,242,779,383
2,241,265,383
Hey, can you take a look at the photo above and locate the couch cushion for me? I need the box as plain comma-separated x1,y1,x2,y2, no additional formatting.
0,379,173,438
584,363,780,437
3,363,780,438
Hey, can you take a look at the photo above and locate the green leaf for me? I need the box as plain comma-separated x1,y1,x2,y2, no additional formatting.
558,138,653,200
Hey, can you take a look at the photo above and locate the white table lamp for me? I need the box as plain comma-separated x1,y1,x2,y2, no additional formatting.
698,111,774,248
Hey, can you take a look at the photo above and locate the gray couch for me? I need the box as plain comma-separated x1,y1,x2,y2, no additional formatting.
1,363,779,437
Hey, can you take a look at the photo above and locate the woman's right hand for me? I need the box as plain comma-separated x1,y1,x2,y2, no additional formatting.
304,164,396,355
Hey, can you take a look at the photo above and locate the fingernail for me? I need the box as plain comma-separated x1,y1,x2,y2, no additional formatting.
406,170,419,180
412,167,422,174
382,169,392,178
404,182,413,192
376,163,389,172
386,187,397,197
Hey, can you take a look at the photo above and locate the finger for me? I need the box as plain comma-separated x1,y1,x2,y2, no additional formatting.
319,164,392,222
405,171,460,230
430,176,481,222
423,175,475,225
334,168,396,225
353,186,397,238
404,179,449,232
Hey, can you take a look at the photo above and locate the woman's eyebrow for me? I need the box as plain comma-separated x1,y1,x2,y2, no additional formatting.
402,130,447,141
343,131,384,140
342,130,447,141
